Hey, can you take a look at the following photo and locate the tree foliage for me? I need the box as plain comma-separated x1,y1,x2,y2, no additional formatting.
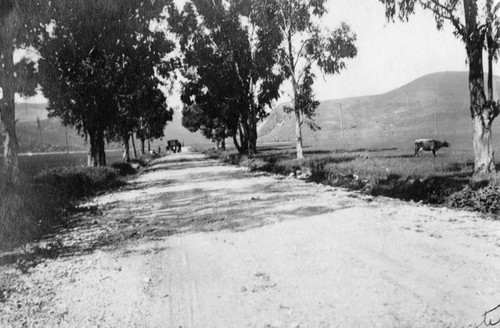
37,0,174,166
165,0,283,154
270,0,357,159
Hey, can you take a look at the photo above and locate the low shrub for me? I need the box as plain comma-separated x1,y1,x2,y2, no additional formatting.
111,162,138,176
34,166,123,200
0,177,59,250
446,184,500,214
206,148,472,208
0,166,126,250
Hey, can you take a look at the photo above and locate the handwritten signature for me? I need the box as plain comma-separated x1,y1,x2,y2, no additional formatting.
477,304,500,327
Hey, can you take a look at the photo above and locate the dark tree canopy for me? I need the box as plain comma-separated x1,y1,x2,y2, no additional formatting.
37,0,174,166
165,0,284,154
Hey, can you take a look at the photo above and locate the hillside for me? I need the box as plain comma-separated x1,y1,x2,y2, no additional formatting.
258,71,500,151
12,104,213,153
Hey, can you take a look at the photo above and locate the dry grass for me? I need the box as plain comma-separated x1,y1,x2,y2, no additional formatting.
206,145,500,213
0,164,129,251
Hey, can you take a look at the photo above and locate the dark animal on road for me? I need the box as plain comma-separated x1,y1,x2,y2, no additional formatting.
414,139,450,157
166,139,182,153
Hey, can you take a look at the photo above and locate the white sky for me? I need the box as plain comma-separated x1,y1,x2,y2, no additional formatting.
310,0,476,101
17,0,499,105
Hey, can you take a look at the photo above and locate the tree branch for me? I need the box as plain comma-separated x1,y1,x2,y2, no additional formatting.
420,0,465,36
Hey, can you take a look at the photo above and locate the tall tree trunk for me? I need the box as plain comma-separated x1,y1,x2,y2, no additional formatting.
287,30,303,159
147,139,151,153
233,134,243,154
294,107,303,159
86,130,98,167
97,128,106,166
140,138,145,155
472,114,495,175
487,48,494,101
123,135,130,162
248,104,257,154
465,0,497,177
292,77,303,159
236,121,248,154
486,0,495,101
1,41,19,185
131,134,138,159
221,137,225,151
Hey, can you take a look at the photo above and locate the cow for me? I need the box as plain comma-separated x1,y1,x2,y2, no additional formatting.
414,139,450,157
166,139,182,153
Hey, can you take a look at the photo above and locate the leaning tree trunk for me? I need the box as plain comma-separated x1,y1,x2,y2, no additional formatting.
248,104,257,155
0,41,19,185
465,0,497,177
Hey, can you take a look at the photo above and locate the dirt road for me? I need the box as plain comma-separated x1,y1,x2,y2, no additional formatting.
1,149,500,327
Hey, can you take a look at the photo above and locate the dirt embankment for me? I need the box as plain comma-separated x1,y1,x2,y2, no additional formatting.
1,149,500,328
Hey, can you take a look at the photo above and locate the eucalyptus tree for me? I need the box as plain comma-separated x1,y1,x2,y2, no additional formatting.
269,0,357,159
166,0,283,154
379,0,500,177
0,0,44,184
182,103,231,150
37,0,172,166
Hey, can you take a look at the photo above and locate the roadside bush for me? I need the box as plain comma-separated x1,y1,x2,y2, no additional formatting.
446,184,500,214
206,148,473,207
1,166,126,250
0,177,59,250
34,166,123,200
111,162,138,176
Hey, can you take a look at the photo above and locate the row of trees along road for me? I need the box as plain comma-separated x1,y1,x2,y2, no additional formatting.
37,0,175,166
379,0,500,177
166,0,357,158
2,0,500,183
0,0,175,185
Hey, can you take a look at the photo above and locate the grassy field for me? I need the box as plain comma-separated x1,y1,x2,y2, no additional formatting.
208,133,500,216
10,150,125,177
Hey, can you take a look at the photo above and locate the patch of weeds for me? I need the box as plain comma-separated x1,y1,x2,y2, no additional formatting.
34,166,124,200
0,177,60,250
446,183,500,214
110,162,138,176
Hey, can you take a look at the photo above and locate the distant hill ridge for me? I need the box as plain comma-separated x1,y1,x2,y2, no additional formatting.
258,71,500,148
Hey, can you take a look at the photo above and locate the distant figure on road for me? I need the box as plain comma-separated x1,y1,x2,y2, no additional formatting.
414,139,450,157
167,139,182,153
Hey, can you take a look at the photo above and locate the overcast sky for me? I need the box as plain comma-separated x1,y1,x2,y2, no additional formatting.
310,0,492,101
19,0,499,105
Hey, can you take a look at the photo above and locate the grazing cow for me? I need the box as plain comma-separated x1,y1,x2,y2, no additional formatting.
414,139,450,157
166,139,182,153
